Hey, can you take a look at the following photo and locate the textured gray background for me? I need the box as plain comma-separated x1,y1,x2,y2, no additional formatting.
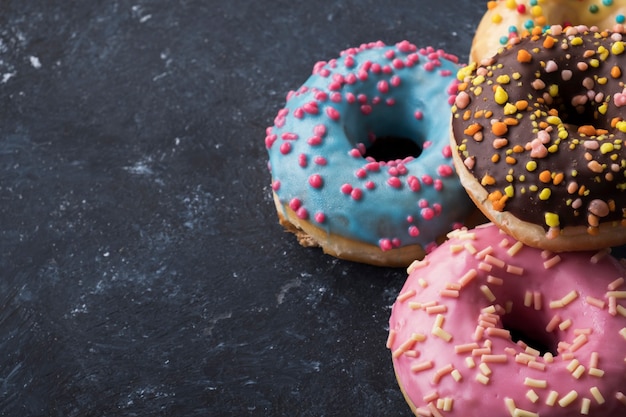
0,1,485,415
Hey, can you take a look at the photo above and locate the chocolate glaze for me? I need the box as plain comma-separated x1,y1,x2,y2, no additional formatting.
452,26,626,233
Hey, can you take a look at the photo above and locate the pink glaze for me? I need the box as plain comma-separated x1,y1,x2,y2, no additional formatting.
388,223,626,417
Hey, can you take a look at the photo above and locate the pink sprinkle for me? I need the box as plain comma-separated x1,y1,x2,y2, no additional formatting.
296,207,309,220
407,175,421,191
307,136,322,146
442,145,452,158
328,81,342,91
386,98,395,106
314,91,328,101
379,238,393,251
371,63,381,73
377,80,389,94
422,174,433,185
437,164,453,177
309,174,323,188
372,96,381,105
282,132,298,140
340,183,353,194
440,69,452,77
396,40,415,53
330,92,342,103
303,101,319,114
357,70,368,81
384,50,395,59
406,215,414,223
414,110,423,120
392,58,404,69
357,94,368,104
365,162,380,172
344,55,355,68
351,188,363,200
313,124,327,137
314,156,327,166
274,117,285,128
332,73,344,83
388,166,399,176
319,68,330,77
294,108,304,119
314,212,326,223
289,198,302,210
382,65,392,74
271,180,281,191
433,203,442,216
392,238,401,248
365,181,375,189
409,226,420,237
326,107,340,121
355,168,367,178
421,207,435,220
423,141,432,149
345,73,357,84
424,62,435,72
418,199,428,208
345,92,356,104
349,148,362,158
407,53,420,64
387,177,402,188
265,134,277,149
279,142,291,155
361,105,372,115
434,179,443,191
298,154,308,167
390,75,401,87
397,164,408,175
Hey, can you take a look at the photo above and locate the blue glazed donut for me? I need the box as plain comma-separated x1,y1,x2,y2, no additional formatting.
265,40,477,267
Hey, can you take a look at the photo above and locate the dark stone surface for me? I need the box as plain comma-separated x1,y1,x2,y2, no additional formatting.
0,1,485,416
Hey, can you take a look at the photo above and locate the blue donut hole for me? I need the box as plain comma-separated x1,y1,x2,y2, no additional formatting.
363,135,423,162
344,104,425,162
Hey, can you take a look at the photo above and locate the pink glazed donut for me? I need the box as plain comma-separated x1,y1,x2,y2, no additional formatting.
388,223,626,417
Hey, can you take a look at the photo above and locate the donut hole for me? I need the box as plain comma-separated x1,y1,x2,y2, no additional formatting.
363,136,423,162
501,311,559,357
557,100,606,131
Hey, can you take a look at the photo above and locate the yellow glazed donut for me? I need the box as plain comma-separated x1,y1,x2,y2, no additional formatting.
471,0,626,62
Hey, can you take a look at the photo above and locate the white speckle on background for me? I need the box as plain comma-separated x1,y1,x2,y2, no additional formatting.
1,72,16,83
29,55,41,69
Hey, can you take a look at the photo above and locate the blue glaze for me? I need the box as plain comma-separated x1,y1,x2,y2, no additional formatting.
265,41,474,252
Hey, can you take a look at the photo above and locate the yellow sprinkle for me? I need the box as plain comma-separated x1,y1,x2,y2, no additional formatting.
491,13,503,24
526,161,537,172
558,390,578,407
530,5,542,17
612,41,625,55
548,84,559,97
495,86,508,105
472,75,486,86
546,115,561,125
600,143,615,154
598,103,608,115
545,212,559,228
590,59,600,68
539,188,551,200
546,391,559,406
504,102,518,115
571,37,583,46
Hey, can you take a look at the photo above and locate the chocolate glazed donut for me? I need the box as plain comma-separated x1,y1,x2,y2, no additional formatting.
451,25,626,251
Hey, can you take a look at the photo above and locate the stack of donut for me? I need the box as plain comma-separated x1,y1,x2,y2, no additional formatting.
387,3,626,417
264,2,626,416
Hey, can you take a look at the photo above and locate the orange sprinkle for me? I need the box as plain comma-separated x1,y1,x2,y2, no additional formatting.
504,117,519,126
515,100,529,111
611,65,622,78
481,174,496,186
517,49,532,63
487,0,497,10
578,125,597,136
491,121,508,136
505,156,517,165
611,117,622,128
464,123,483,136
512,144,524,153
552,172,564,185
543,36,556,49
538,170,552,183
